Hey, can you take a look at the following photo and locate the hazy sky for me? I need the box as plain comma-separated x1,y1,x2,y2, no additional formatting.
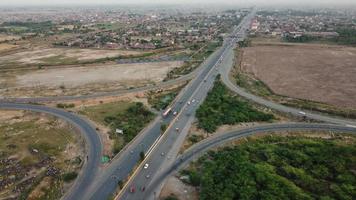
0,0,355,6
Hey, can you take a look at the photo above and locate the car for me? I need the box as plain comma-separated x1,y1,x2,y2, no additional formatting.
192,99,196,103
146,174,150,179
130,186,135,193
130,150,134,154
141,187,145,191
144,163,149,169
187,101,191,105
175,127,180,132
173,111,177,115
299,111,306,115
161,152,165,156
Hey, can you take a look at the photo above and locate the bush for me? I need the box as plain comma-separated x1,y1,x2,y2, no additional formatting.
187,135,356,200
56,103,75,109
196,78,274,133
63,172,78,182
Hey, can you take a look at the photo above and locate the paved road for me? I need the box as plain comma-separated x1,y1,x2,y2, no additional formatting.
0,103,102,200
117,10,257,200
144,123,356,197
86,29,230,200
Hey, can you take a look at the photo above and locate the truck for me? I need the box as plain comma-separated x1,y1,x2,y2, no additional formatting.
162,107,172,117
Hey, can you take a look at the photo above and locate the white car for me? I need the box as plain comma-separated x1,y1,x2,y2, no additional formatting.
144,163,149,169
187,101,191,105
299,111,306,115
192,99,196,103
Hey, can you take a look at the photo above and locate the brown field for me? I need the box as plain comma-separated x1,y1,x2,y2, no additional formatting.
0,43,18,52
0,34,21,42
0,61,182,97
0,47,142,67
241,44,356,108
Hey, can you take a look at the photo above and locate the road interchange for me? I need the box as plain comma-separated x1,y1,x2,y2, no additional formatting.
1,7,356,200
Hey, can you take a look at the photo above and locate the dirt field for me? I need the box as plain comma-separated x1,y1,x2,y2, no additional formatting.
0,34,21,42
0,43,18,52
241,44,356,108
17,61,181,87
0,47,142,67
0,61,182,97
159,176,198,200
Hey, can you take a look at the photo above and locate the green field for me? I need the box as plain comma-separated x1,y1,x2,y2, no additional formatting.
183,134,356,200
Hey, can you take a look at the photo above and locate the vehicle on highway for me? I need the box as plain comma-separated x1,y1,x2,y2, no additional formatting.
187,101,191,105
143,163,149,169
162,107,172,117
173,111,177,116
161,152,165,156
175,127,180,132
146,174,150,179
130,186,135,193
299,111,306,115
192,99,196,103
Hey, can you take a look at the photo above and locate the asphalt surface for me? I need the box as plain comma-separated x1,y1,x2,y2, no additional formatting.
86,29,230,200
117,10,258,200
1,7,356,200
145,123,356,197
0,103,102,200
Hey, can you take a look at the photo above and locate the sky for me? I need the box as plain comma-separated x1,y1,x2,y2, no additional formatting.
0,0,356,6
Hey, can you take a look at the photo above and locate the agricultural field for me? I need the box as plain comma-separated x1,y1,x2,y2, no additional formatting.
236,43,356,117
0,61,183,97
0,110,84,200
164,132,356,200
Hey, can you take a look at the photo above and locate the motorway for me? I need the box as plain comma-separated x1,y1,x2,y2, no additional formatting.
144,123,356,196
117,10,258,200
115,8,356,200
85,23,233,200
0,103,102,200
1,7,356,200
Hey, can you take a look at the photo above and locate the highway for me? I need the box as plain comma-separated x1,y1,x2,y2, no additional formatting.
85,25,231,200
1,7,356,200
116,10,257,200
144,123,356,197
0,103,102,200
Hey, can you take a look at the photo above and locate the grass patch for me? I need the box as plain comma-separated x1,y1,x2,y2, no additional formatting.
184,134,356,200
80,101,155,154
196,77,274,133
62,172,78,182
